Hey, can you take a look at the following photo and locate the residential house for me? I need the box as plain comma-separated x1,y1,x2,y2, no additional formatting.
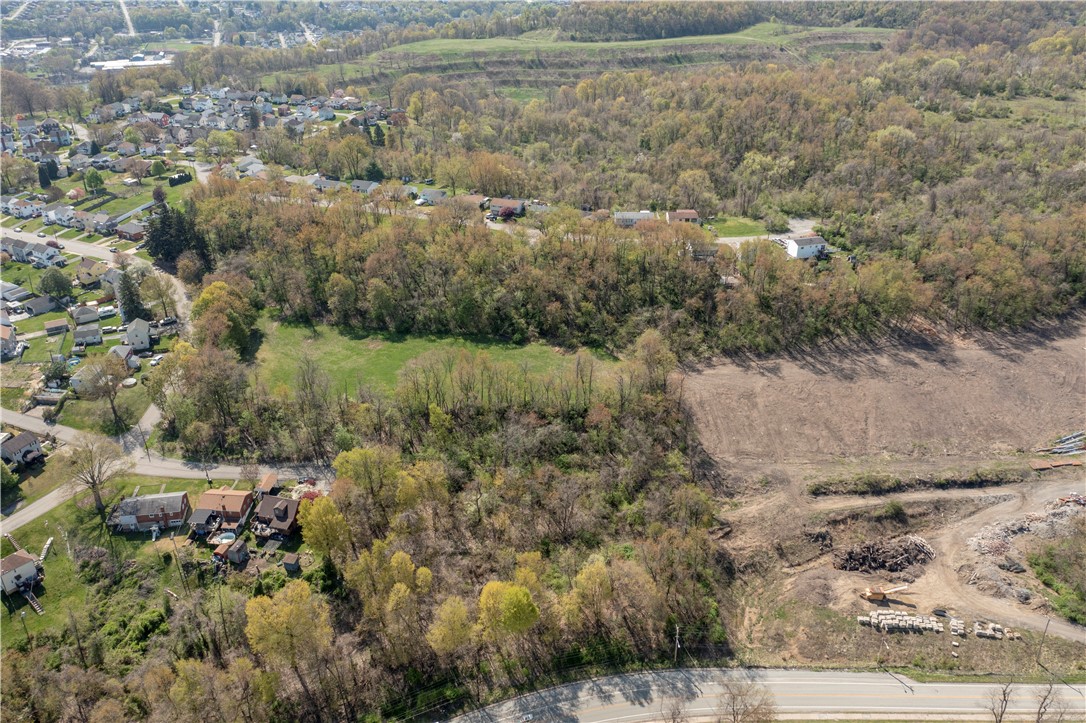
139,143,159,157
350,179,380,194
43,318,69,336
252,495,300,539
417,189,447,205
116,141,137,157
1,237,30,262
665,209,700,224
784,234,828,260
26,242,59,265
107,491,190,532
614,211,656,228
91,152,113,170
72,304,100,326
76,258,109,287
1,431,43,468
0,325,16,357
109,344,141,370
489,198,526,217
0,196,16,214
0,550,43,596
72,140,95,156
116,222,146,241
189,488,254,535
317,106,336,121
314,177,347,193
69,153,92,172
23,296,57,317
125,318,153,351
93,214,118,235
1,282,32,303
73,323,102,346
44,203,75,227
11,198,44,218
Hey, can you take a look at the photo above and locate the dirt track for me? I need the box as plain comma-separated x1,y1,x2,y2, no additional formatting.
684,323,1085,465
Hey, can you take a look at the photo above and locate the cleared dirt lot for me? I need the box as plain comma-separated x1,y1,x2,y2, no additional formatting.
684,322,1085,465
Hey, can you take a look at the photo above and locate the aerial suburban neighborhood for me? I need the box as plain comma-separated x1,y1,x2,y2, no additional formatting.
1,2,1084,722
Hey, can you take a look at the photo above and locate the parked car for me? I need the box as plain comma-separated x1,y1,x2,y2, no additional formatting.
102,325,117,333
138,351,154,359
160,316,176,326
46,239,61,249
423,178,434,184
110,247,118,253
117,324,127,332
36,231,46,238
150,354,165,366
14,227,22,232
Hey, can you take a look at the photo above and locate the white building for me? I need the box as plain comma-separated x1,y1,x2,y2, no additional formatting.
785,235,828,260
1,550,42,596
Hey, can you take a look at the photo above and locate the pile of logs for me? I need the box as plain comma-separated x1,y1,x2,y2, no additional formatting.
833,535,935,572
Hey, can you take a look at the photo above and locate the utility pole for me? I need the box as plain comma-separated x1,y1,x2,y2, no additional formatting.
170,534,190,595
673,624,680,665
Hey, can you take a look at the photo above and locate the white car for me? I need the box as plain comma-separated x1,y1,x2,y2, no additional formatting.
150,354,165,366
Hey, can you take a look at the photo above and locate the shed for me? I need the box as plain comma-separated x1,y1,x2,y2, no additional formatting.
282,552,301,573
227,538,249,565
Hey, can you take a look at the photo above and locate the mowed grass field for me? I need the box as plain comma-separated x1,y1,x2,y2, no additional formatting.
254,318,600,394
379,22,895,59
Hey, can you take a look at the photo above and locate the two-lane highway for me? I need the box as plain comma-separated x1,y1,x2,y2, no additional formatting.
452,669,1085,722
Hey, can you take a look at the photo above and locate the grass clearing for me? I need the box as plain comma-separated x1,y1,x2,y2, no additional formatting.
19,330,73,364
58,228,84,239
254,318,595,394
58,383,152,435
714,217,767,237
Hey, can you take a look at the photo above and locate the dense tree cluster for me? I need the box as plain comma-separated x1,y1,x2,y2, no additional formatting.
5,338,735,721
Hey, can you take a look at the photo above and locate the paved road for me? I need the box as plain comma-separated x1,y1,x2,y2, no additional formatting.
6,0,32,20
453,669,1086,722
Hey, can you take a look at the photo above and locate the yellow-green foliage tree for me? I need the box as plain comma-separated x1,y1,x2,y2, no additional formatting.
477,581,539,640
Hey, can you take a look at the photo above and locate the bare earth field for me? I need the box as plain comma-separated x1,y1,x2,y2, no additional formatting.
683,321,1086,672
685,323,1085,466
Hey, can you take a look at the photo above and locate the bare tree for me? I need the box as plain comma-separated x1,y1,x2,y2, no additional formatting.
715,678,777,722
660,694,688,723
68,436,133,513
1034,684,1068,723
140,274,178,319
78,355,132,433
986,682,1015,723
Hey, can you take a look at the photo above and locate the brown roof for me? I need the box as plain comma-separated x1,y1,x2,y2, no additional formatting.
255,495,299,531
214,543,231,557
257,472,278,493
668,209,700,220
1,549,38,574
282,553,299,565
196,487,253,516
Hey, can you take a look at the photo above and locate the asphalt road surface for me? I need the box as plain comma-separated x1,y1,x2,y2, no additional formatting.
452,669,1086,722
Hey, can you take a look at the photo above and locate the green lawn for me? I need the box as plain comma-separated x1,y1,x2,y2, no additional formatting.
58,383,152,435
58,228,85,239
0,476,227,649
13,309,69,336
19,330,73,364
1,384,29,409
1,215,20,227
255,318,591,394
4,454,73,510
380,22,894,59
713,217,768,237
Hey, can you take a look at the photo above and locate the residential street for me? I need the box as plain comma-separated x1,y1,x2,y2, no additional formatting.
0,407,332,531
452,668,1086,723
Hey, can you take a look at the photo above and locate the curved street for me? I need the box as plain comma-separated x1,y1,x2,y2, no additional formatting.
451,668,1086,722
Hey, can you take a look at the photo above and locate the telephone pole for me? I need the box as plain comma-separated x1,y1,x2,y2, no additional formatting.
673,624,680,665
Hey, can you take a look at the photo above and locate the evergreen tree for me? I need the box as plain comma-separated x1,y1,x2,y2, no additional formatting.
372,123,385,147
116,267,151,322
364,159,384,182
46,159,59,180
89,140,100,156
362,125,373,144
38,164,51,189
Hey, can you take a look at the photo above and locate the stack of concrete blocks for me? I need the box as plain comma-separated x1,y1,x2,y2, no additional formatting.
857,610,945,634
948,618,967,636
974,621,1005,639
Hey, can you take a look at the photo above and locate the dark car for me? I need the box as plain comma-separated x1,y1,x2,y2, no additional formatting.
138,351,154,359
46,239,61,249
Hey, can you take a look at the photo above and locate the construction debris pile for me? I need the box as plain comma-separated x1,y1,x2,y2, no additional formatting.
968,503,1085,556
833,535,935,572
974,621,1022,640
858,609,944,633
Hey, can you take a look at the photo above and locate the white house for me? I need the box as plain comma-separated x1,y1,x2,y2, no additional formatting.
0,550,42,596
0,325,17,358
1,431,43,467
784,234,828,260
125,318,153,351
614,211,656,228
73,323,102,346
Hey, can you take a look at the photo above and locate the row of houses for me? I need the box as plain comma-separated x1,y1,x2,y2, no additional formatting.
1,237,62,266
